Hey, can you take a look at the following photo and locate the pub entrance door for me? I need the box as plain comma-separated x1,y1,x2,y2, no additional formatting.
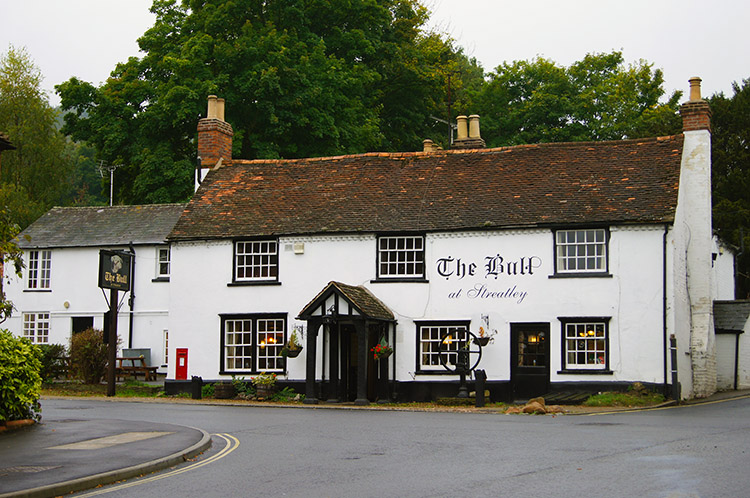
510,323,550,400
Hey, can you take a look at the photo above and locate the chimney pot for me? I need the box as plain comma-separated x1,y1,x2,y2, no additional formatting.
689,77,702,101
217,98,226,121
423,139,435,152
456,115,468,140
468,115,481,139
207,95,218,119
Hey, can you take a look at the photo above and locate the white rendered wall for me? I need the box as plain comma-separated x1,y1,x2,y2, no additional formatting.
670,128,716,398
169,225,668,386
712,238,736,301
739,331,750,389
4,245,171,370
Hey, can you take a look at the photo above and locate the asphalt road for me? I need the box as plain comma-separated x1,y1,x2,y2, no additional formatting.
38,397,750,497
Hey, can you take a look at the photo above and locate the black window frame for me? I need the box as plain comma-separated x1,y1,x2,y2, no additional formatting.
373,233,427,282
551,228,611,278
558,316,613,374
229,238,281,286
219,313,287,375
414,320,471,375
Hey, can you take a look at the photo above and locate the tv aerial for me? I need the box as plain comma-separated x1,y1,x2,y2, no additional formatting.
97,160,122,206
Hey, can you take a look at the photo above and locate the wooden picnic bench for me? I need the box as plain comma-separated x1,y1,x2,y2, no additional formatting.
115,355,158,382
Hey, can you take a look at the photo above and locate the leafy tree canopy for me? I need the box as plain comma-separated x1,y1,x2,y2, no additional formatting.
0,46,76,227
57,0,481,205
710,79,750,297
473,51,682,147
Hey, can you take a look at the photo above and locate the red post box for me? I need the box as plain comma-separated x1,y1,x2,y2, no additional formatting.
176,348,188,380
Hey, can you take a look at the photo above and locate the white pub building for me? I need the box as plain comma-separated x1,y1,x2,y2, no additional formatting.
6,78,747,403
165,79,735,403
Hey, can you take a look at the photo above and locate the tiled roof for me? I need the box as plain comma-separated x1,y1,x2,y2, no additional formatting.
713,300,750,333
18,204,187,249
298,281,395,321
169,135,684,240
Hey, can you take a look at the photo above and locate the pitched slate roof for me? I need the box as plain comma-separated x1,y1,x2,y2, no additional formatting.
298,281,395,321
18,204,186,249
169,135,684,241
713,300,750,333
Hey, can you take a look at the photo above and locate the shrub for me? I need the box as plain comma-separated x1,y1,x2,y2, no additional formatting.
69,328,110,384
38,343,68,381
271,386,303,402
201,382,215,398
0,330,42,421
232,375,254,396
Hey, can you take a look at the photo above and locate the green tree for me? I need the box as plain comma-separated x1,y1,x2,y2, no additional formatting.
56,0,481,204
0,46,74,225
474,51,681,147
710,78,750,297
0,205,25,322
0,330,42,422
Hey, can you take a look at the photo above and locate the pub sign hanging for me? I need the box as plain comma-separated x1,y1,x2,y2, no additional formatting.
98,249,132,291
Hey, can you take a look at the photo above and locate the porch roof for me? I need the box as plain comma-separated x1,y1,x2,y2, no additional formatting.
297,281,394,322
714,300,750,333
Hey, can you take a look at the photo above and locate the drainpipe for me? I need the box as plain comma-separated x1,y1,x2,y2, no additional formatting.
670,334,679,399
663,225,669,397
128,242,136,349
734,333,740,390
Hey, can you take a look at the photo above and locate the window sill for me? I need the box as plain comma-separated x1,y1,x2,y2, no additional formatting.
152,277,170,282
219,370,285,376
414,370,458,376
557,369,613,375
23,289,52,293
227,281,282,287
549,272,612,279
370,278,429,284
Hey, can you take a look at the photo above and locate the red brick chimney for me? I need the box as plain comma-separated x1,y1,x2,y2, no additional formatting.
680,77,711,132
197,95,233,183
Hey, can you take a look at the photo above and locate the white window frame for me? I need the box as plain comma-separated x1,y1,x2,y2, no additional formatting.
221,314,286,373
162,329,169,367
156,245,171,278
23,312,50,344
561,318,609,371
555,229,607,274
27,250,52,289
234,240,278,282
416,321,470,372
377,235,425,279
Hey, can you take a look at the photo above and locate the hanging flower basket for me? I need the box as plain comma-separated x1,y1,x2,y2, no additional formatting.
370,338,393,361
281,329,304,358
475,336,490,347
281,346,303,358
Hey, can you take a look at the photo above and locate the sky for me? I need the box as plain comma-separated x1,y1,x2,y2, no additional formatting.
1,0,747,108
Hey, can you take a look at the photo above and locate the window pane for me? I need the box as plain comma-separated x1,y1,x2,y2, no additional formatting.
555,229,606,274
563,321,607,369
378,236,425,278
235,240,279,281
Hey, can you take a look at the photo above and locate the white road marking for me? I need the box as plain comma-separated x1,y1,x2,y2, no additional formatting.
48,431,174,450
